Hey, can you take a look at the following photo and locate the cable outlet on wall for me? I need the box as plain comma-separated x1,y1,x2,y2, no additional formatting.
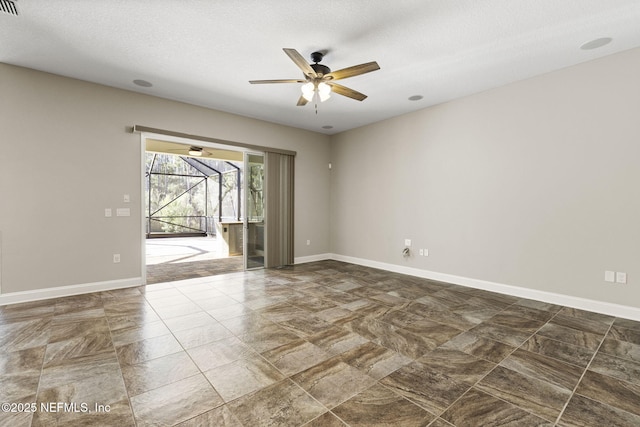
113,254,121,263
404,239,411,247
616,272,627,284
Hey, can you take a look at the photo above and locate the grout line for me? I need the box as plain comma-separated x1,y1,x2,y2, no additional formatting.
137,280,262,423
30,312,54,426
375,380,440,426
431,305,567,423
146,273,317,417
552,321,614,426
104,291,141,427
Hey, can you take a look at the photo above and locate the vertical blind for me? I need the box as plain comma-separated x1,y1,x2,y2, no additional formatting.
264,152,295,267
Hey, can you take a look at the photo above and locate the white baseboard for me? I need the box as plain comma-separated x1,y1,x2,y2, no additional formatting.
330,254,640,322
294,253,332,265
0,278,142,306
4,255,640,322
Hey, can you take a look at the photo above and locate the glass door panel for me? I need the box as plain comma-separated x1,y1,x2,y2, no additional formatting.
244,153,265,269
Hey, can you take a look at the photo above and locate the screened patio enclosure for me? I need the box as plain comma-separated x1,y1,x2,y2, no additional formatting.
145,152,242,238
139,127,291,272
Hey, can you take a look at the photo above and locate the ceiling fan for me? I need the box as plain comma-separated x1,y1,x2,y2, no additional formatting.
166,146,211,157
249,48,380,107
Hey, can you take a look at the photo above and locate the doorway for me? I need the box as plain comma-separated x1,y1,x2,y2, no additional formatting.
142,138,257,283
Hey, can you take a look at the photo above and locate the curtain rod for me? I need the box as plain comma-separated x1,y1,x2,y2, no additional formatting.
131,125,297,157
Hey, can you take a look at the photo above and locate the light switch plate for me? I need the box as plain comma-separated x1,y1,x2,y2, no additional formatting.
116,208,130,217
604,271,615,282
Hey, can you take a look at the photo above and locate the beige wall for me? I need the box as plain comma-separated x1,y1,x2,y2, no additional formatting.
330,47,640,308
3,47,639,309
0,64,331,294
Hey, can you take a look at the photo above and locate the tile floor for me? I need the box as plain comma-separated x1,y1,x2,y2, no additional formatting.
1,260,640,426
146,256,243,284
146,237,243,284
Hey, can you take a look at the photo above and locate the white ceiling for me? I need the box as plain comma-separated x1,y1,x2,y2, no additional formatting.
2,1,640,134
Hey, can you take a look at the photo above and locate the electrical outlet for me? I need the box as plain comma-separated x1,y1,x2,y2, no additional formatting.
616,272,627,284
419,249,424,256
113,254,121,263
105,208,112,217
424,248,429,256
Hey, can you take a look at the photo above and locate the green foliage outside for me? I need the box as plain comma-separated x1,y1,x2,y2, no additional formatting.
145,153,240,234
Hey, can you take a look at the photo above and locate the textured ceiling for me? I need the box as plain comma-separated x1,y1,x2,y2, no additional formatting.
2,0,640,134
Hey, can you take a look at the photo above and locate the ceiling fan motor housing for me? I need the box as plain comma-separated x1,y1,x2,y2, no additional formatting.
311,63,330,76
309,52,330,76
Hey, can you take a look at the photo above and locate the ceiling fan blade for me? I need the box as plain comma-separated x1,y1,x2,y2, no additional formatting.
296,95,309,106
327,82,368,101
283,48,318,78
326,61,380,81
249,79,307,84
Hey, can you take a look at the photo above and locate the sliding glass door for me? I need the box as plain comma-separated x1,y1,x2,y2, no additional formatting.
244,153,265,269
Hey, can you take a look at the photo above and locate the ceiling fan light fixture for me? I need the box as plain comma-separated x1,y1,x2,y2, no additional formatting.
301,82,315,102
301,81,331,103
188,147,203,156
318,82,331,102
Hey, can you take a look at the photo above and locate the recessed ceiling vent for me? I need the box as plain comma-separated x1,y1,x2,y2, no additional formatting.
0,0,18,16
